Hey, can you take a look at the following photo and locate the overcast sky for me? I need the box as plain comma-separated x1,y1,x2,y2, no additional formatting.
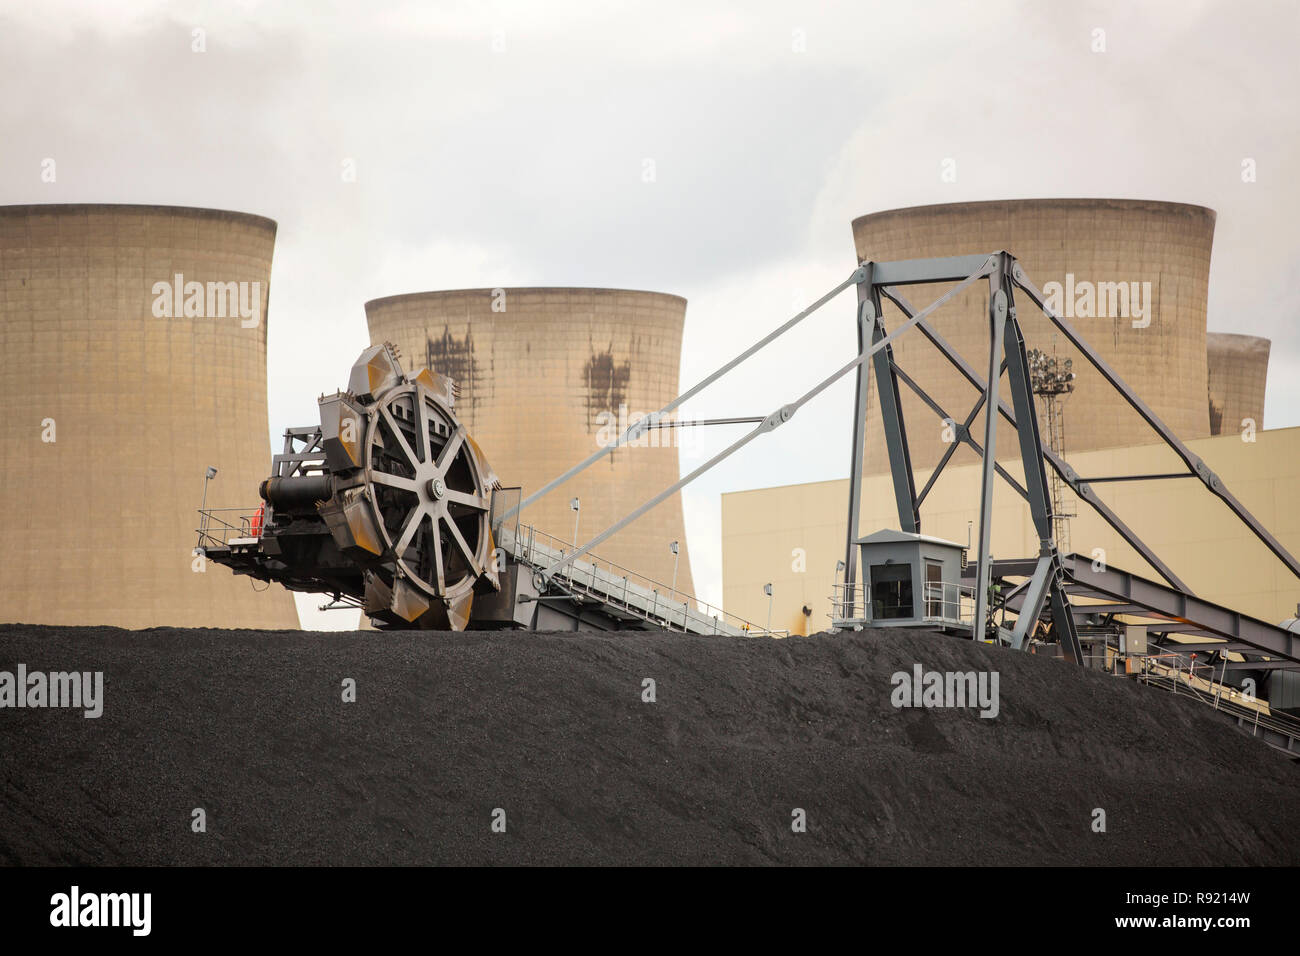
3,0,1297,626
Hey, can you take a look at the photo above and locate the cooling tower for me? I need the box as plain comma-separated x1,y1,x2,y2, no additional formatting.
1207,332,1269,436
0,204,299,628
851,199,1215,475
365,288,694,594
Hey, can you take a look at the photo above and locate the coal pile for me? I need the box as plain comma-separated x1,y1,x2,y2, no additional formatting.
0,623,1295,866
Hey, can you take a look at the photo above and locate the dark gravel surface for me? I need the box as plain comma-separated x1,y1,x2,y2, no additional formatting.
0,623,1295,865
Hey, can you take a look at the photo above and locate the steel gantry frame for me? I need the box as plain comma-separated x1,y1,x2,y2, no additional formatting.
841,253,1081,660
503,250,1300,665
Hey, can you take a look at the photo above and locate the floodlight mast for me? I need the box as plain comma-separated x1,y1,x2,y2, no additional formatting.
1027,344,1077,553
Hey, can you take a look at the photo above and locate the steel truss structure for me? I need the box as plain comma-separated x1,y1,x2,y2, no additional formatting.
996,556,1300,672
507,251,1300,667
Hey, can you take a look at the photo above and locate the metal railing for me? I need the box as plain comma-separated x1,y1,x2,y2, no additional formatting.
1132,655,1300,754
922,581,975,626
830,579,974,628
498,522,783,637
196,506,263,550
1138,653,1267,712
828,583,869,623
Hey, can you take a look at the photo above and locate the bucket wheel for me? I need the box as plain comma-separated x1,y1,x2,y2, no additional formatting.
363,378,496,628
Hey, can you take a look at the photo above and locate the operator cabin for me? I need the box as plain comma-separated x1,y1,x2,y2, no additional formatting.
851,529,969,628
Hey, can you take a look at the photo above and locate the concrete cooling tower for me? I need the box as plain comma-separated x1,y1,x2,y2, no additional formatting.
0,204,299,629
851,199,1215,475
1207,332,1269,436
365,288,694,594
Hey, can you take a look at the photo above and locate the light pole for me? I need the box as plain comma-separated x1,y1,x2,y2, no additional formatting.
763,582,773,635
669,540,679,602
200,466,218,535
570,497,580,548
835,559,847,617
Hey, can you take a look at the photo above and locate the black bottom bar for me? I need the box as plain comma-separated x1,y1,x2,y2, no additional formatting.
0,866,1273,943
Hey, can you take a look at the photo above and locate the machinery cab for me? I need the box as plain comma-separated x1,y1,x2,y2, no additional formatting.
854,529,970,629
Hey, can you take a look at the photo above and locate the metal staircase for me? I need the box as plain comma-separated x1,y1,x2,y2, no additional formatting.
496,521,774,637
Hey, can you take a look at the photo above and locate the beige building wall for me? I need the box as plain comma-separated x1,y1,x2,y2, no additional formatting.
0,203,299,628
1207,332,1269,436
851,199,1214,475
722,427,1300,635
365,288,694,592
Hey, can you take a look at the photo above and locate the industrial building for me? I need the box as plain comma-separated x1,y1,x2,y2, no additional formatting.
724,199,1289,637
365,287,695,592
0,204,299,629
724,426,1300,636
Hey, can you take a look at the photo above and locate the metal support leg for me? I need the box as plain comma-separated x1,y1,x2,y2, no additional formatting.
1050,579,1084,664
1009,555,1053,650
971,272,1008,640
844,279,874,608
872,311,918,533
1002,297,1057,548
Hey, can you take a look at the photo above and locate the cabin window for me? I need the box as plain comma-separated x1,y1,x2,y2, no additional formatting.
870,563,913,620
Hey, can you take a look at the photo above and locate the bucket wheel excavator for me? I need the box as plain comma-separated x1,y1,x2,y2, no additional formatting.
198,343,754,634
205,343,501,629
